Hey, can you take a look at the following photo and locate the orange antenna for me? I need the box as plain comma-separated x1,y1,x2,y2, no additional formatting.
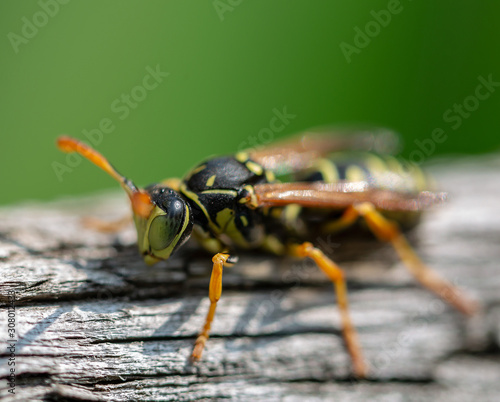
57,136,154,218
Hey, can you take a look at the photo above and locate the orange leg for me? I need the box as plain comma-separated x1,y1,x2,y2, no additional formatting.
191,253,232,361
291,242,368,378
351,202,478,316
320,205,359,234
82,215,132,233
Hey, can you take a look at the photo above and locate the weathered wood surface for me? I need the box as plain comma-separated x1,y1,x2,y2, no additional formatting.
1,155,500,401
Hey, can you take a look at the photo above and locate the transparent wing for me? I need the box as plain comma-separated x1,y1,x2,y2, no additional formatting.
248,126,401,175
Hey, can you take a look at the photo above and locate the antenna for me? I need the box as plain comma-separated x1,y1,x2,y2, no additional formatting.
57,136,154,218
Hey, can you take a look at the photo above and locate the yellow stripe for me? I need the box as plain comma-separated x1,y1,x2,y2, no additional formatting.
262,234,286,255
159,177,181,191
265,170,276,182
201,189,238,196
180,182,216,228
314,158,338,183
206,174,216,187
235,152,248,163
346,165,366,182
192,164,207,174
385,156,428,191
364,154,387,176
284,204,302,223
185,164,207,181
246,161,264,176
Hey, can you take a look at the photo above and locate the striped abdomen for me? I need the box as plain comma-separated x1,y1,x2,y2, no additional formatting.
266,152,433,243
295,152,433,194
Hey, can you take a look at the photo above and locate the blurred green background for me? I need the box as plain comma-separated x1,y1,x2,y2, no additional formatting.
1,0,499,205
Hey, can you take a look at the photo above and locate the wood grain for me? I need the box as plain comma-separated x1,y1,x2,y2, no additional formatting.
1,155,500,401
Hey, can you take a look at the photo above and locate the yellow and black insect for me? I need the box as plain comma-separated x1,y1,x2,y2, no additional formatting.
57,129,478,378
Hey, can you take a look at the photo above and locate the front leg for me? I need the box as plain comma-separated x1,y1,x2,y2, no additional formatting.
82,214,132,233
191,252,238,361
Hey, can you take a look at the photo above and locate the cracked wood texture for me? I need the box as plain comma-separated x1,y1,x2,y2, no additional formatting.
1,155,500,402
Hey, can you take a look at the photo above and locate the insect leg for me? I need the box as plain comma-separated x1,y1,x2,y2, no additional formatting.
290,242,367,378
351,202,478,316
320,207,359,234
82,215,132,233
191,252,236,361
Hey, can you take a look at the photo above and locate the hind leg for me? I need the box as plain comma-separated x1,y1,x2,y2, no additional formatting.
349,202,478,315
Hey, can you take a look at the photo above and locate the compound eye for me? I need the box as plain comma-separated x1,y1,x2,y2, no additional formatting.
148,207,182,250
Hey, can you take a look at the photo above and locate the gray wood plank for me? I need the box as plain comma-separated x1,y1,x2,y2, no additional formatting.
1,155,499,401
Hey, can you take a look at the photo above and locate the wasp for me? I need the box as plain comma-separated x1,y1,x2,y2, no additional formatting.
57,128,478,378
